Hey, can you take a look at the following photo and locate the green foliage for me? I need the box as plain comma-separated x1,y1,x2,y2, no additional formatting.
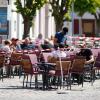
14,0,47,38
49,0,72,31
15,0,47,20
49,0,72,21
74,0,100,16
74,0,100,35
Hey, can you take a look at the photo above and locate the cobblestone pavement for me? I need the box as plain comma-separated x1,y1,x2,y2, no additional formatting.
0,76,100,100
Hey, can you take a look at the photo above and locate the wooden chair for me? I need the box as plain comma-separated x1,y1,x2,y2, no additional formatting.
0,54,5,81
8,53,22,77
47,56,57,63
21,54,41,88
39,52,57,89
75,56,95,85
94,53,100,78
70,58,86,87
49,61,71,89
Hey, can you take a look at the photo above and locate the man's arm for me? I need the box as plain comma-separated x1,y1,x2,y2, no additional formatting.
85,55,94,64
54,37,58,44
54,33,58,45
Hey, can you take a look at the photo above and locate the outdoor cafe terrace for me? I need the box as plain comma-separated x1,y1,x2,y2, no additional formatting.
0,43,100,90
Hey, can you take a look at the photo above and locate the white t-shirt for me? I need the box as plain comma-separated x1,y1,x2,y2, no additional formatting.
35,38,44,46
51,50,66,58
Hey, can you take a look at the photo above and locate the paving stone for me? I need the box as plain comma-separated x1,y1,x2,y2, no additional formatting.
0,76,100,100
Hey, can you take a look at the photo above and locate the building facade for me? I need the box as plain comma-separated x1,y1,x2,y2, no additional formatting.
73,12,97,37
0,0,8,39
0,0,99,40
7,0,55,40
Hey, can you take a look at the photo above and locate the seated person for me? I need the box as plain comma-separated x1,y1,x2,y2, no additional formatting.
77,45,94,70
21,37,35,50
35,33,44,48
48,44,67,71
48,44,67,85
72,45,94,84
41,39,53,50
50,44,67,58
10,38,21,51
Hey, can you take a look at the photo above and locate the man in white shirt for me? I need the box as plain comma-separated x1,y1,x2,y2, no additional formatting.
50,44,66,58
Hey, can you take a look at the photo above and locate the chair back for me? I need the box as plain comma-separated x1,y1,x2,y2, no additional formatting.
48,56,57,63
75,56,86,59
94,54,100,68
21,55,33,74
0,54,5,68
9,53,22,65
48,56,71,63
42,52,51,62
55,61,71,75
71,58,86,73
21,54,39,74
28,54,38,65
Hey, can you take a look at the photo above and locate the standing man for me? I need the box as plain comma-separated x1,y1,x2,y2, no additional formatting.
54,27,68,45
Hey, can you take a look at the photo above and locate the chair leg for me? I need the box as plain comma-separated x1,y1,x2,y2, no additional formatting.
8,66,14,78
82,74,84,87
30,75,32,88
35,75,38,88
26,75,28,87
47,75,51,88
12,67,15,78
18,66,22,79
1,68,3,82
68,73,72,90
6,66,11,78
14,67,17,75
58,76,62,89
78,74,84,87
0,69,1,81
23,74,26,88
91,69,95,86
56,77,58,89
